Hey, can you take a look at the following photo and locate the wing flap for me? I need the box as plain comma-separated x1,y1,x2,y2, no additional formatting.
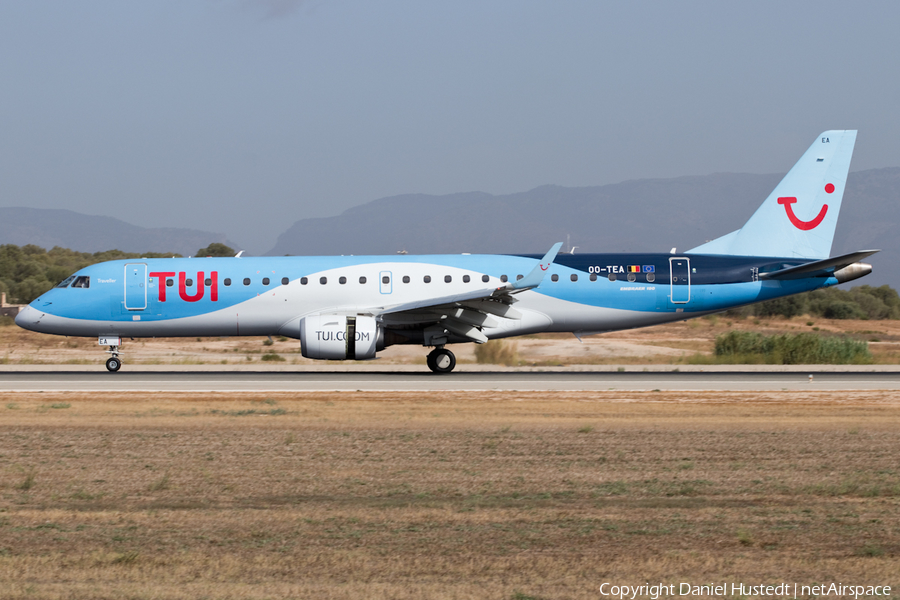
460,299,523,320
442,319,489,344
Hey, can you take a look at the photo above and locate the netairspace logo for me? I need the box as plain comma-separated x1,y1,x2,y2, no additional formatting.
598,582,892,599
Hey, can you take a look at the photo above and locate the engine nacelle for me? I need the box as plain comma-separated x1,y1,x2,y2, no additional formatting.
300,315,380,360
834,262,873,284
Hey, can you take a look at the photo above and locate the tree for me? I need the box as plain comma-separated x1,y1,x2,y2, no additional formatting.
195,243,235,257
13,277,53,304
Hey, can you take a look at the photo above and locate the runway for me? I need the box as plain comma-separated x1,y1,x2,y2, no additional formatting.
0,370,899,392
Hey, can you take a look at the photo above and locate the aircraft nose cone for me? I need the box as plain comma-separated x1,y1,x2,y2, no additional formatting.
14,305,37,330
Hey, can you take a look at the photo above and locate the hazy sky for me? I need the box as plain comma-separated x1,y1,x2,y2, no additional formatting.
1,1,898,253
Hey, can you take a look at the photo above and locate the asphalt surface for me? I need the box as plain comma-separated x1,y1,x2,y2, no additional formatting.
0,371,898,392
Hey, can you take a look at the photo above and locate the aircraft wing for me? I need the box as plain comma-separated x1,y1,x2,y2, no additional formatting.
759,249,879,280
376,242,563,343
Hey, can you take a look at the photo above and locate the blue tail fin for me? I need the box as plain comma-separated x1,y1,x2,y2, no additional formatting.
689,130,857,259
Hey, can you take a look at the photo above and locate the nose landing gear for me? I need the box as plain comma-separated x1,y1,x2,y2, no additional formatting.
426,347,456,374
99,336,123,372
105,353,122,372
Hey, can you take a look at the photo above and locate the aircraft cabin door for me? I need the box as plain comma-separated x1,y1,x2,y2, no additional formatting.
124,263,147,310
379,271,392,294
669,257,690,304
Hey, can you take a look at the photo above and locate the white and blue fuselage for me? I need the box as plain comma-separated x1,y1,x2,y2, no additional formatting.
14,130,876,372
16,251,853,337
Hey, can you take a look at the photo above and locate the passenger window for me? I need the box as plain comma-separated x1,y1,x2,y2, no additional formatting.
516,274,523,281
300,277,308,285
263,277,270,285
570,274,578,282
647,273,655,283
56,276,76,288
185,279,194,287
359,276,367,284
590,273,597,282
444,275,452,283
282,277,289,285
551,274,559,282
243,278,251,286
424,276,431,283
167,279,174,287
627,273,636,282
72,276,90,288
204,278,212,286
500,275,508,283
482,275,489,283
339,276,347,285
463,275,470,283
224,278,232,286
382,275,390,284
608,273,616,282
402,276,410,283
320,277,327,285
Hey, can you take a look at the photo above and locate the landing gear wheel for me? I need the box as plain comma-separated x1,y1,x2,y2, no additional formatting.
106,357,122,372
427,348,456,374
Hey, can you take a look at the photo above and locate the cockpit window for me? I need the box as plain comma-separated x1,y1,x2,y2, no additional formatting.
72,276,90,289
56,276,76,288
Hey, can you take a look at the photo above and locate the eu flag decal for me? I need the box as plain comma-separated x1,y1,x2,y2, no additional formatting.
642,265,655,273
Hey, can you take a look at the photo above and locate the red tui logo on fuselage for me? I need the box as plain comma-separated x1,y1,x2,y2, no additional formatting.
148,271,218,302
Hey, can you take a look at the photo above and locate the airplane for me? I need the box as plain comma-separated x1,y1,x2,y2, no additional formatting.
16,130,877,373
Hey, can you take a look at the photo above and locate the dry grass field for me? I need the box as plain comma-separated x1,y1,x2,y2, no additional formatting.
3,315,900,367
1,391,899,599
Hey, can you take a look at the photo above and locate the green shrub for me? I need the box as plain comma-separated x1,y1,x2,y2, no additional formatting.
714,331,871,364
732,285,900,320
261,352,285,362
195,243,235,257
754,295,807,319
822,301,862,320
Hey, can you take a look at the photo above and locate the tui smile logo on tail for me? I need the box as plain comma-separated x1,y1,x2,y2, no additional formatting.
777,183,835,230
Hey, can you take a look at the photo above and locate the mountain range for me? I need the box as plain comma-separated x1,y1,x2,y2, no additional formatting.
2,168,896,286
0,207,237,258
267,168,899,287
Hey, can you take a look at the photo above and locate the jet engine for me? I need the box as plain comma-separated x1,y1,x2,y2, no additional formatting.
299,315,381,360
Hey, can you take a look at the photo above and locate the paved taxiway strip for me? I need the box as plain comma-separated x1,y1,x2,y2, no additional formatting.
1,371,899,392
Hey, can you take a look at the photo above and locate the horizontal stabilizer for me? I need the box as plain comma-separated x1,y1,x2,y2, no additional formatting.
759,250,879,280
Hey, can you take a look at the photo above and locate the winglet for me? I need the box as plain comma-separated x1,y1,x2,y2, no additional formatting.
510,242,563,291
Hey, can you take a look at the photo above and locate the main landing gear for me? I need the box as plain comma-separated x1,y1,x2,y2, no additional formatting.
426,347,456,374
